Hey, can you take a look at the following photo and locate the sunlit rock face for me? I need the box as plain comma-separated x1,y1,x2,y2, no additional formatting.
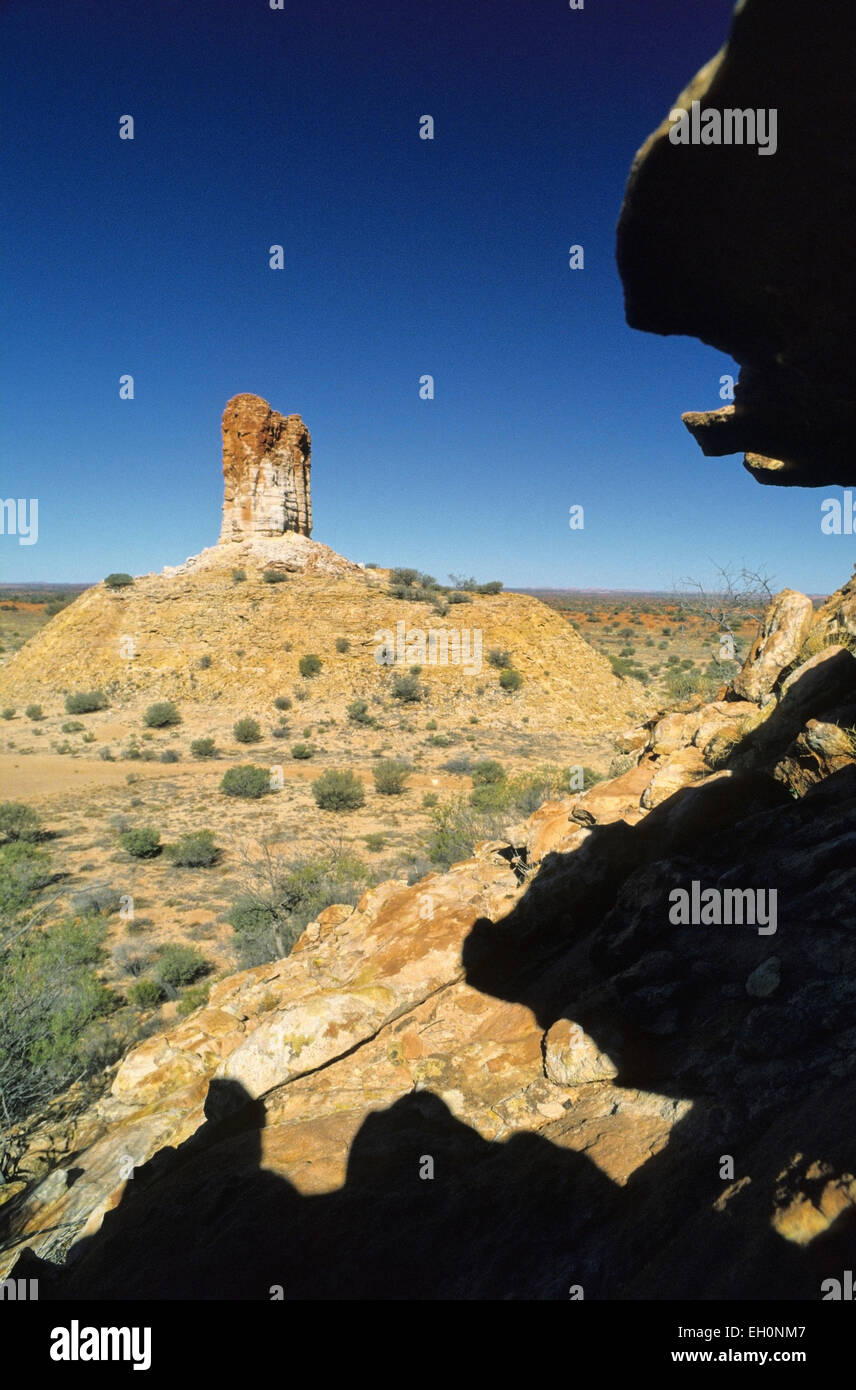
219,394,312,541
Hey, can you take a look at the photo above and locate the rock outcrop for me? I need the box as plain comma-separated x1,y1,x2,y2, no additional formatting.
616,0,856,487
219,394,312,541
2,578,854,1299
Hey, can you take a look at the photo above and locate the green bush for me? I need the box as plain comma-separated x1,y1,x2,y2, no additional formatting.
61,720,85,733
373,759,410,795
233,716,262,744
160,749,179,763
143,701,181,728
198,654,212,669
273,696,292,711
190,736,217,759
335,637,350,653
0,801,42,842
311,769,366,811
425,798,508,868
104,572,134,589
364,833,386,852
487,648,511,669
127,978,164,1009
232,568,247,583
391,674,423,703
167,831,219,867
299,653,323,678
65,689,108,714
422,792,439,808
154,944,209,988
290,743,315,760
0,841,52,921
221,764,271,798
1,708,14,720
447,591,472,605
271,724,290,739
498,668,523,692
24,704,44,721
346,699,374,725
469,782,512,812
119,827,161,859
441,755,472,774
262,569,288,584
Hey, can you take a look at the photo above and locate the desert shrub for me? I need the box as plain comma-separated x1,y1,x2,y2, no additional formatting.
373,759,410,795
104,573,134,589
0,841,52,922
391,674,423,703
177,982,211,1016
0,801,42,842
335,637,350,653
477,580,503,595
98,747,114,761
143,701,181,728
364,832,386,852
233,716,262,744
262,569,288,584
61,720,85,733
119,827,161,859
498,668,523,692
346,699,373,725
469,781,512,813
273,696,292,711
422,792,439,808
425,719,438,730
160,749,179,763
228,850,372,968
231,568,247,583
198,654,212,669
311,769,365,811
0,915,117,1127
271,724,290,739
220,764,271,798
425,798,507,868
70,883,122,915
166,831,219,867
471,759,506,785
428,732,454,748
664,667,706,701
24,704,43,721
65,689,108,714
299,653,323,678
441,755,472,774
154,944,209,988
190,736,217,759
290,742,315,760
1,708,14,720
127,978,164,1009
447,591,472,605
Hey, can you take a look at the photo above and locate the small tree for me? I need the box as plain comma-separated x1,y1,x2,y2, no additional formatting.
221,765,271,798
299,653,323,678
143,701,181,728
234,716,262,744
373,759,411,796
104,573,134,589
312,770,366,811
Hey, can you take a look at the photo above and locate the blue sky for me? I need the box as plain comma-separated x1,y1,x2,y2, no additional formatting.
1,0,850,593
